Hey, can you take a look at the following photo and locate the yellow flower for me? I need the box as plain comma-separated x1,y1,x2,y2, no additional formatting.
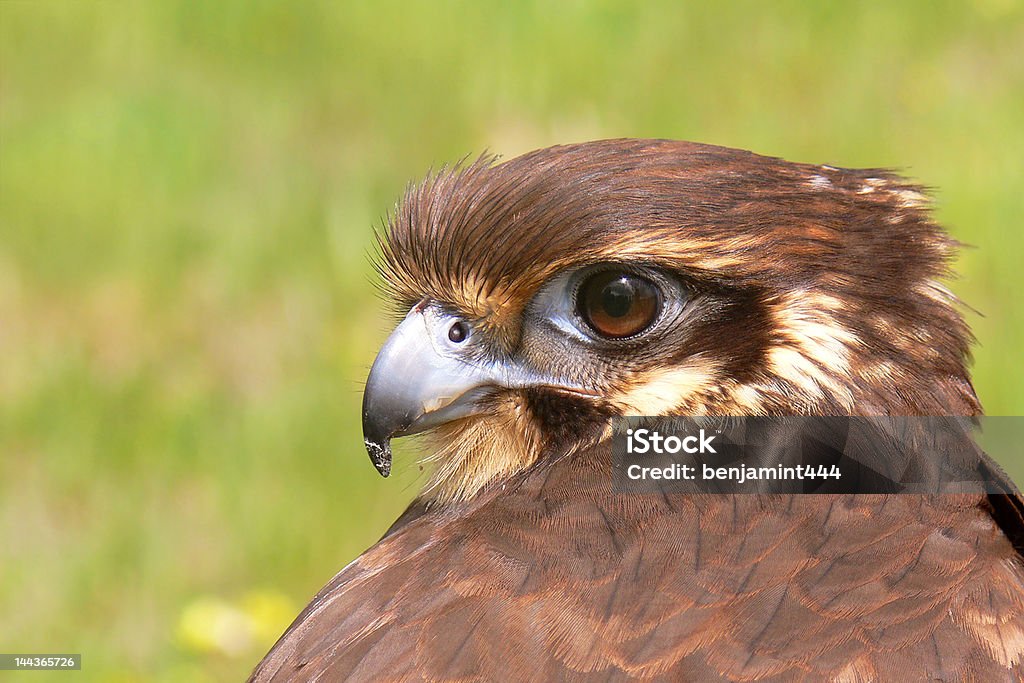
176,590,296,658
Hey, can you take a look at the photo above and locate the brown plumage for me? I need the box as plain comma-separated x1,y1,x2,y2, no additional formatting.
250,140,1024,681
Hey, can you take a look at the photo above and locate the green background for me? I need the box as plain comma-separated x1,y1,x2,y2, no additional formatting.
2,2,1022,681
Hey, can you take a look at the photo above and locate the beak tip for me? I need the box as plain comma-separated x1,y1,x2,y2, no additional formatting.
365,438,393,478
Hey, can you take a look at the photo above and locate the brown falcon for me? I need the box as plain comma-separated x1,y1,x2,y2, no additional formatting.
250,140,1024,681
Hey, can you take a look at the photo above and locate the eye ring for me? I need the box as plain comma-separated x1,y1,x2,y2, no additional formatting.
576,270,661,339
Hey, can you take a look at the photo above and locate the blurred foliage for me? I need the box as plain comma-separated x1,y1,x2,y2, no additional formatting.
1,1,1022,680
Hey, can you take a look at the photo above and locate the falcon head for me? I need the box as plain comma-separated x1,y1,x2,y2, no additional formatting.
363,139,979,503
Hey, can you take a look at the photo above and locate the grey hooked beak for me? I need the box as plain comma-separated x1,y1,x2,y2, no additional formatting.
362,305,513,477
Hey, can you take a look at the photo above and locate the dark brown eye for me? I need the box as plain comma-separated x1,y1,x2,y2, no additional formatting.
577,270,660,339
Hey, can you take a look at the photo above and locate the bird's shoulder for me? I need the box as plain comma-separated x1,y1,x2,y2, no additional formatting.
251,447,1024,682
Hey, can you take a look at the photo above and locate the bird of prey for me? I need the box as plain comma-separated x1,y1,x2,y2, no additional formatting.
251,140,1024,681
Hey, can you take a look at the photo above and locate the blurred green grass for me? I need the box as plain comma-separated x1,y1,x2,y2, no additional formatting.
1,1,1022,680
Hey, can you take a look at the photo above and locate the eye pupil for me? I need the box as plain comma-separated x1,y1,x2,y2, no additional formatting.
602,281,634,318
578,270,660,339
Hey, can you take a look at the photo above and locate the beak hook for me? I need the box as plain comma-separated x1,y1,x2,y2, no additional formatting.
364,438,392,478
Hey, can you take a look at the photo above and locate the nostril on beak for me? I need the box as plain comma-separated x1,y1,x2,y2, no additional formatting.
448,321,469,343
